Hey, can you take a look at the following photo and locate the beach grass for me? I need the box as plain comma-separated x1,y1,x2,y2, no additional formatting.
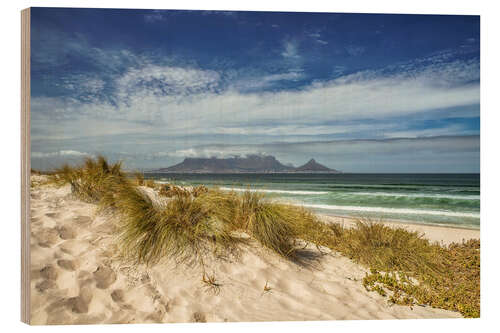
52,156,127,203
46,156,480,317
113,185,240,265
298,219,480,317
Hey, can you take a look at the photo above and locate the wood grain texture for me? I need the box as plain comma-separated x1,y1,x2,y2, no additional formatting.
21,7,31,324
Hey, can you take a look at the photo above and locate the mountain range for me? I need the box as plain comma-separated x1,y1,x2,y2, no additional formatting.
151,155,341,173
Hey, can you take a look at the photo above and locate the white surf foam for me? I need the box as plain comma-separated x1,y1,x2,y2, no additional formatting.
353,192,479,200
219,187,328,195
299,203,480,218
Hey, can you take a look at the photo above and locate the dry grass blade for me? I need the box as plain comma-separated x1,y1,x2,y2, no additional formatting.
159,184,191,197
201,272,222,295
262,281,272,295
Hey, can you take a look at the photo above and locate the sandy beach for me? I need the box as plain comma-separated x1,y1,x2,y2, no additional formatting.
28,177,476,324
319,215,479,246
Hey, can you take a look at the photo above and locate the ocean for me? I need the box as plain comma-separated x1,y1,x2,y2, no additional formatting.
146,173,480,229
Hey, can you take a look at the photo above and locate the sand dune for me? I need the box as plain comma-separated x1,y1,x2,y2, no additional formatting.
29,179,466,325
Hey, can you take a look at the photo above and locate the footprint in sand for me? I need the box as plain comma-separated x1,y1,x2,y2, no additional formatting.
110,289,135,312
36,228,60,248
40,265,59,280
57,225,76,240
192,311,207,323
67,296,89,314
73,215,93,227
35,279,57,293
110,289,125,303
57,259,79,271
93,265,117,289
45,212,60,219
59,239,90,256
67,286,93,314
46,300,73,325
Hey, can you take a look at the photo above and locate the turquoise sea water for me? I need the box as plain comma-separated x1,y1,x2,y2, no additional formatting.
146,173,480,229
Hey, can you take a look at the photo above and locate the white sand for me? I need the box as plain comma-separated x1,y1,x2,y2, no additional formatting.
29,178,472,325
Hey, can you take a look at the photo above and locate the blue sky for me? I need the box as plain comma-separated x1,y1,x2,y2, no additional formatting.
30,8,480,172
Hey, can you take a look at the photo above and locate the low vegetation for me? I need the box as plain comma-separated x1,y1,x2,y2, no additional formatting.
317,222,480,318
41,156,480,317
53,156,127,203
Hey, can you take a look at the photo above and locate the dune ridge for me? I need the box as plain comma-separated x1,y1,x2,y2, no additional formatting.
29,176,467,325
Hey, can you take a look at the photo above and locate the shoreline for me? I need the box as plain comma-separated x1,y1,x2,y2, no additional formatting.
318,214,480,245
319,212,479,231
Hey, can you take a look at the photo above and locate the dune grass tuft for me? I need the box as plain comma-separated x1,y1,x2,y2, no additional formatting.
113,187,305,264
237,192,299,257
113,186,240,265
194,190,305,258
159,184,191,197
54,156,127,203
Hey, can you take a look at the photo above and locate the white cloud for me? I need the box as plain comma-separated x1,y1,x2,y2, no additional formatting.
115,65,220,99
163,147,264,159
382,124,475,139
81,78,105,94
32,150,91,158
31,55,479,141
231,71,304,91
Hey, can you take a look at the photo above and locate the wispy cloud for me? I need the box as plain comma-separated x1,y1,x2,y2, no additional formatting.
161,147,264,159
282,40,301,60
231,71,304,92
308,31,328,45
32,150,92,158
31,51,479,138
115,65,221,99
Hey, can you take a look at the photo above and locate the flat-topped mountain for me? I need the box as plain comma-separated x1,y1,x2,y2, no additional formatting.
152,155,341,173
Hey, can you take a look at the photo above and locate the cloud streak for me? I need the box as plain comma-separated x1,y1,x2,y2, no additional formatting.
32,150,92,158
166,135,479,173
31,53,479,137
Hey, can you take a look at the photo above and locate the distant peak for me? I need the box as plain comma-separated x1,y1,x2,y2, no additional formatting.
153,155,340,173
295,158,339,172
